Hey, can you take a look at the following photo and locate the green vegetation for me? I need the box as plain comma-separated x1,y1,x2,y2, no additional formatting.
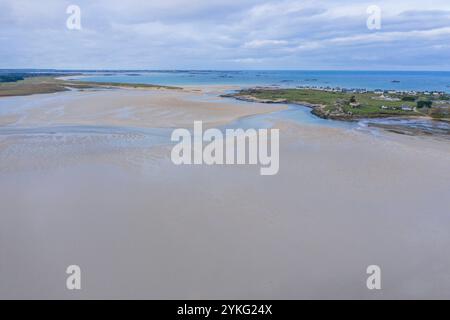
0,76,70,97
0,75,180,97
229,88,449,120
0,72,72,83
417,100,432,108
74,80,180,90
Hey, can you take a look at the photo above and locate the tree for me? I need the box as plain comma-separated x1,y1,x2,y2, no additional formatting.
417,100,432,108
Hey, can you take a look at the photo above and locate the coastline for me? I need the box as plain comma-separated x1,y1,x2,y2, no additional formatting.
226,92,450,122
1,86,450,298
3,0,450,301
0,84,287,129
1,75,449,138
0,75,182,98
223,88,450,137
224,89,448,119
1,79,450,298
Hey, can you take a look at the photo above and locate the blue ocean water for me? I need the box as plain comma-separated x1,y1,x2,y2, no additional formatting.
75,70,450,93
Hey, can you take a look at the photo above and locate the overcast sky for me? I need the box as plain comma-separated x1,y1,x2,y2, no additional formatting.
1,0,450,70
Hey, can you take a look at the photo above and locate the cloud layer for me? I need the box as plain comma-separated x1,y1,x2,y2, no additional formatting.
1,0,450,70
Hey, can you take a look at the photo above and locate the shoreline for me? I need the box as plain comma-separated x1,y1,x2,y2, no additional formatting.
1,75,449,138
226,92,448,121
1,95,450,299
0,84,287,129
0,75,182,98
1,76,450,299
222,88,450,137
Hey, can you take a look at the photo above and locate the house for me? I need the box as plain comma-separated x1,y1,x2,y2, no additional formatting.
401,105,414,111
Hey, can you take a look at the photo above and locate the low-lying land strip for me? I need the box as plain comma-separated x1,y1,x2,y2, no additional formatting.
225,88,450,121
0,73,180,97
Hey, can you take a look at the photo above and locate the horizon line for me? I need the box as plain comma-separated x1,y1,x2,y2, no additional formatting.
2,68,450,73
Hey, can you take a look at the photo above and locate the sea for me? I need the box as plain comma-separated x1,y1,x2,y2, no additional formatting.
72,70,450,93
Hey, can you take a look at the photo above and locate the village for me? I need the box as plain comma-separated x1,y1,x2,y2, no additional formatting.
231,85,450,120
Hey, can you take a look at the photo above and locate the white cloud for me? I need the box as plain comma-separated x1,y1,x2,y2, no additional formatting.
0,0,450,69
243,39,289,48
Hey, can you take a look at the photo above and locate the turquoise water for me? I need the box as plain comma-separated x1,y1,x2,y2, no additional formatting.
75,70,450,93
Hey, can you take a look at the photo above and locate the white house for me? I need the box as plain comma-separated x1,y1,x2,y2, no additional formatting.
401,105,414,111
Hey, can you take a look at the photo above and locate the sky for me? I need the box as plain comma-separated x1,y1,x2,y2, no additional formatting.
1,0,450,70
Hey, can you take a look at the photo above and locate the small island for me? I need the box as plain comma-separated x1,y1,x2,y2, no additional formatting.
0,72,181,97
224,87,450,121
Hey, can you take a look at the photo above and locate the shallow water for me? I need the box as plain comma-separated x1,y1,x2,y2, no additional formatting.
224,104,355,131
359,118,450,138
1,81,450,299
0,124,171,138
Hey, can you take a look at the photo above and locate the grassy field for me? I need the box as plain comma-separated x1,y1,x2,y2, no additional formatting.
231,88,450,120
0,76,72,97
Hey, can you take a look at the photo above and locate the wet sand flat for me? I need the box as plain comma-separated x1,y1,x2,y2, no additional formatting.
0,88,450,299
0,88,286,129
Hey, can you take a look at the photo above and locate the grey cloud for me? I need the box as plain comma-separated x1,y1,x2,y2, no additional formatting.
0,0,449,70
